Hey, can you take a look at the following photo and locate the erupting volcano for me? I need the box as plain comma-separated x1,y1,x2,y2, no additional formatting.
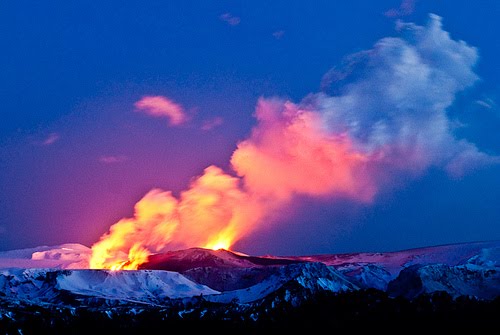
1,3,500,332
89,14,499,270
89,99,378,270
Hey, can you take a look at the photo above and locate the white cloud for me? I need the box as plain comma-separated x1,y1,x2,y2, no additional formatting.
99,155,128,164
220,13,240,26
476,98,495,109
445,141,500,177
40,133,60,146
309,14,497,178
385,0,417,18
201,116,224,131
272,30,285,39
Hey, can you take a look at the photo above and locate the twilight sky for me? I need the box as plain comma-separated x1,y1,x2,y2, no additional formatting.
0,0,499,256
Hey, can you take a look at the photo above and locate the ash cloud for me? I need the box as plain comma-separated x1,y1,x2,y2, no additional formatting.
317,14,497,177
233,14,498,198
91,14,498,269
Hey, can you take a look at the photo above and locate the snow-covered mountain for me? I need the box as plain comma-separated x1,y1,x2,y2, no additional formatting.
0,268,217,306
0,240,498,332
205,262,359,304
139,240,500,301
0,240,498,309
387,262,500,300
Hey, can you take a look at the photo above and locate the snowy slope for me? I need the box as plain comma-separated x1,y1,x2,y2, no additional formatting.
387,245,500,299
299,240,500,291
0,268,218,305
206,262,358,304
57,269,219,301
295,240,500,275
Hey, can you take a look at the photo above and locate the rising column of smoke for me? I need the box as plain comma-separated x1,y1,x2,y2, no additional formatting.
89,166,265,269
90,14,498,269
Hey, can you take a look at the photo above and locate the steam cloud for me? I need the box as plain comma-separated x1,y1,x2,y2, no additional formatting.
90,15,498,269
90,166,263,269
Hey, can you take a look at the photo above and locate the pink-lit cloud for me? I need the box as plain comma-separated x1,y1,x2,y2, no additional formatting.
134,96,187,126
40,133,60,146
99,155,128,164
201,116,224,131
272,30,285,39
220,13,240,26
385,0,417,18
231,98,376,202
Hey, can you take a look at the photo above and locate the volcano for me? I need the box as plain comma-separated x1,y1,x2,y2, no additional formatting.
0,240,499,332
138,240,500,299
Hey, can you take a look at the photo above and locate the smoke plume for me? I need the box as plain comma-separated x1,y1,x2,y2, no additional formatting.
90,15,498,269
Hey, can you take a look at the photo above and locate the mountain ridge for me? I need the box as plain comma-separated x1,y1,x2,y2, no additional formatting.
0,240,499,332
0,240,498,303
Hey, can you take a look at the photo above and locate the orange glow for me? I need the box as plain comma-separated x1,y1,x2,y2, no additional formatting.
90,190,179,270
90,166,263,269
205,240,231,250
109,262,127,271
203,226,237,250
103,244,150,270
96,244,150,271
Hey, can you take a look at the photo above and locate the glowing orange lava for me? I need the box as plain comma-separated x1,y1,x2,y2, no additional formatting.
89,166,262,269
202,227,236,250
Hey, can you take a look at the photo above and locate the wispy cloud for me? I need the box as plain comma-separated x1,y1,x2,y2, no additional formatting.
476,98,495,109
272,30,285,39
220,13,240,26
40,132,60,146
385,0,417,18
134,95,187,126
99,155,128,165
201,116,224,131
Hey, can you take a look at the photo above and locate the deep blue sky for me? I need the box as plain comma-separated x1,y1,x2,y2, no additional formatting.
0,1,499,255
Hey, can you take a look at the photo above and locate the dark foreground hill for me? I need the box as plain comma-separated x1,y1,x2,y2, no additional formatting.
1,289,499,334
